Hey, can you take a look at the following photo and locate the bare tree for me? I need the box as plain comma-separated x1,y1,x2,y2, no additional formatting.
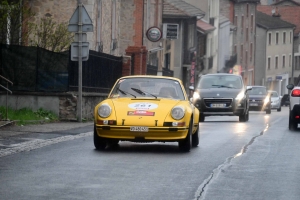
30,17,74,52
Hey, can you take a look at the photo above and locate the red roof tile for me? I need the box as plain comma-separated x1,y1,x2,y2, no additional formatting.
196,20,216,33
257,5,300,35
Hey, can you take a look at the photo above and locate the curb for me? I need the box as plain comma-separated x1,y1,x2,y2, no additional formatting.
0,120,15,128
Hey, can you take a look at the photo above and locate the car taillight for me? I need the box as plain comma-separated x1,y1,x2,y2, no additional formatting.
291,89,300,97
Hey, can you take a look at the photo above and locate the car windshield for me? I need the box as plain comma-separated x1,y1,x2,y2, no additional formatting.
248,87,267,95
268,91,278,97
109,77,185,100
197,75,242,89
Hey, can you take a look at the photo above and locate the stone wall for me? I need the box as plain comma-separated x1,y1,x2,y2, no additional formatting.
0,92,107,121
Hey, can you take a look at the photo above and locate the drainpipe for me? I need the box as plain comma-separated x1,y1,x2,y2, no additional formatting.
140,48,143,74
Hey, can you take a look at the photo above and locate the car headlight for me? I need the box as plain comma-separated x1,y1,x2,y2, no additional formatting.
235,91,245,100
98,103,112,118
171,106,185,120
193,92,200,100
264,97,270,104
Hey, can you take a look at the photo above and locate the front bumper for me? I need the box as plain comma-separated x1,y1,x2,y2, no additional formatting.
193,98,246,116
95,125,190,141
249,101,270,111
271,101,280,109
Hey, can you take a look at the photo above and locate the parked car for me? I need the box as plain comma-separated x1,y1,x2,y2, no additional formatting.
281,94,290,106
268,90,281,112
286,84,300,130
93,75,200,152
190,73,252,122
248,86,271,114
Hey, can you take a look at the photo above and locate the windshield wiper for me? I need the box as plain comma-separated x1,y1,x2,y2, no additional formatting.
212,85,234,88
117,88,136,98
131,88,157,99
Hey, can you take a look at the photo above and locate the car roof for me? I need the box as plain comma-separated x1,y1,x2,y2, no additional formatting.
119,75,182,83
249,85,266,88
202,73,241,77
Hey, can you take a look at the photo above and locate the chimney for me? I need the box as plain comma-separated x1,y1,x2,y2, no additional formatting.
272,6,281,17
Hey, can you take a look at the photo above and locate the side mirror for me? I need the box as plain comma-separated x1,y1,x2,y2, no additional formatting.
189,86,194,91
286,84,294,90
246,86,252,92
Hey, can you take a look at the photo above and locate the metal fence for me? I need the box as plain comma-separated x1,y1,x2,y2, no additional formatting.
0,44,123,93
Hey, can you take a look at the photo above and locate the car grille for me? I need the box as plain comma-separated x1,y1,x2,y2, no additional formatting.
203,98,233,107
250,99,263,103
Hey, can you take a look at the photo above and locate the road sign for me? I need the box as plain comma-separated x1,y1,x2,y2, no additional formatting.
68,5,93,32
74,33,87,42
71,42,89,61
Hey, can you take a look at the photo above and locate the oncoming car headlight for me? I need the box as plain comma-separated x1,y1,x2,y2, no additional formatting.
264,97,270,104
98,104,112,118
193,92,200,100
171,106,185,120
235,91,245,100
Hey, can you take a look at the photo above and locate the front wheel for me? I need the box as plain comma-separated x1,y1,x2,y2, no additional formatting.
277,107,281,112
266,109,271,114
199,114,205,122
94,125,107,150
239,110,248,122
192,125,199,147
178,120,192,152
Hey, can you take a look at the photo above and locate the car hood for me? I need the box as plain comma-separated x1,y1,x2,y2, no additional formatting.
110,98,181,126
197,88,242,98
270,97,280,101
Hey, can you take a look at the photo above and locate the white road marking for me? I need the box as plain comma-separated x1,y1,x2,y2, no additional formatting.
0,131,93,158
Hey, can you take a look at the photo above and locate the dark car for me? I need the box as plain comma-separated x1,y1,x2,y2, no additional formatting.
281,94,290,106
190,73,252,122
248,86,271,114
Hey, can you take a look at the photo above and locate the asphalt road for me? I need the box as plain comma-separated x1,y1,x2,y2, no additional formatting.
0,107,299,200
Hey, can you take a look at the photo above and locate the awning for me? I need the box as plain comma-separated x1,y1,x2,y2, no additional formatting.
197,19,215,34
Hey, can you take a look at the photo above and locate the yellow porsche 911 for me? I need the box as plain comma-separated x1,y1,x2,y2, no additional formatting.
94,75,200,152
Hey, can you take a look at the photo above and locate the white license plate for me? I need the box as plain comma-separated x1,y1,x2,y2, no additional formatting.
130,126,149,132
250,103,258,106
211,104,226,108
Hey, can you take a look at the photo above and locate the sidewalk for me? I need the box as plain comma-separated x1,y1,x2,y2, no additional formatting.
0,120,94,138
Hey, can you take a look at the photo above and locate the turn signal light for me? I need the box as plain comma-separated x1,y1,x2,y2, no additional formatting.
292,89,300,97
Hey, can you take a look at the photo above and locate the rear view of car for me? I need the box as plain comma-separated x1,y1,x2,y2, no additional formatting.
287,84,300,130
248,86,271,114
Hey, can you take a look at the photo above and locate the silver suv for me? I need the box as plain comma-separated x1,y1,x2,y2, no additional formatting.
287,83,300,130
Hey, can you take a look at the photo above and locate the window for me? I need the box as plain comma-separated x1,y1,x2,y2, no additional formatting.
275,56,278,69
276,32,279,44
241,44,243,62
289,54,292,67
282,55,285,68
283,32,286,44
251,15,254,32
247,4,249,17
268,57,271,70
241,16,244,31
268,33,272,45
290,31,292,43
234,16,237,26
250,43,253,61
246,28,248,41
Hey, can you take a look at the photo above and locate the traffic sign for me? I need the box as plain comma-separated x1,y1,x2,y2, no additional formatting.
70,42,89,61
68,5,93,32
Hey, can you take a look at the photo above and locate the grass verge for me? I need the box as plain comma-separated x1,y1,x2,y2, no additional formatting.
0,107,58,126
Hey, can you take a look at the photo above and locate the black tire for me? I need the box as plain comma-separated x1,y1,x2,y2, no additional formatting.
289,113,298,130
266,109,271,114
239,111,248,122
199,114,205,122
192,124,199,147
178,120,192,152
277,107,281,112
94,125,107,150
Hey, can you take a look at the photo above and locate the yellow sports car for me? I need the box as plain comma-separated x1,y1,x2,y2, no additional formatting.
94,75,200,152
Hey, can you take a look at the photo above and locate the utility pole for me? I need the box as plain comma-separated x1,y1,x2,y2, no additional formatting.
68,1,93,122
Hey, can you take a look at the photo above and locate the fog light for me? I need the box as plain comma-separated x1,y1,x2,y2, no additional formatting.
103,120,108,125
